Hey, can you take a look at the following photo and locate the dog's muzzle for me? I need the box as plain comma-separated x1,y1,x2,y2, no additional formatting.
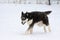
21,19,28,25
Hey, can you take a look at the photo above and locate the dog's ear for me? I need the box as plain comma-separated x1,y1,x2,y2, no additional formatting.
26,13,28,16
26,12,28,16
22,11,24,15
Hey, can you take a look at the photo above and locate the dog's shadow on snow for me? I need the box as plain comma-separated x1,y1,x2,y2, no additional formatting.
20,32,51,36
33,32,47,35
32,32,50,35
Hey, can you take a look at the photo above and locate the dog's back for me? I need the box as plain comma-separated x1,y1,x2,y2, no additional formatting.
26,11,52,26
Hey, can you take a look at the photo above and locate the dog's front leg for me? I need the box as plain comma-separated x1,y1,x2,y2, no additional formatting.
25,23,34,34
25,28,33,34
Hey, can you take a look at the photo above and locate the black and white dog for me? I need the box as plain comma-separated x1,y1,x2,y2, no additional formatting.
21,11,52,34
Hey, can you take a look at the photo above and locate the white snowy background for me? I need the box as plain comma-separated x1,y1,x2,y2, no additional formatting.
0,0,60,4
0,4,60,40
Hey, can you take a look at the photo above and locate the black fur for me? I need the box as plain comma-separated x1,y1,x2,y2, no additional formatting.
21,11,52,30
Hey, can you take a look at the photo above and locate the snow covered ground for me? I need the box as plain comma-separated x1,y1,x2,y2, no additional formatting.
0,4,60,40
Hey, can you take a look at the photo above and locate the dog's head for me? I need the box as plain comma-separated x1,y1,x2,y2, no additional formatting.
21,12,29,25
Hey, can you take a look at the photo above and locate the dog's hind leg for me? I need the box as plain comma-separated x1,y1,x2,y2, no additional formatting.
48,25,51,32
43,25,51,32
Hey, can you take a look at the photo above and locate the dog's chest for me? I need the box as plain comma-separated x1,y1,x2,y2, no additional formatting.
27,19,33,25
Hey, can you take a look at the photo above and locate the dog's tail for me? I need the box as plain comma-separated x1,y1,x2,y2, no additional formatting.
44,11,52,15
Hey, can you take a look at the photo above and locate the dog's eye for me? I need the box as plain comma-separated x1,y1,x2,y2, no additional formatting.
21,17,26,20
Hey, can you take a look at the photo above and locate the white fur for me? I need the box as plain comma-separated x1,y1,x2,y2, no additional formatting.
35,21,44,27
27,19,44,27
27,19,33,25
